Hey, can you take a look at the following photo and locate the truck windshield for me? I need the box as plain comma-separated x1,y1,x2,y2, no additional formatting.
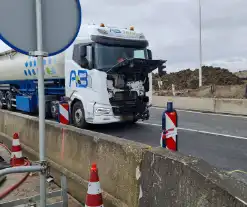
94,43,147,70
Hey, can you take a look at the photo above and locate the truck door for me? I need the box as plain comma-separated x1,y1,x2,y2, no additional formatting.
65,43,95,127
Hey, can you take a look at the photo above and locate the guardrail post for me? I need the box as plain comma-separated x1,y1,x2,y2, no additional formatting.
161,101,178,151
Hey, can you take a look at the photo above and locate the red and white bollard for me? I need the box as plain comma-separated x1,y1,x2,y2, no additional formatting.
59,102,69,125
161,101,178,151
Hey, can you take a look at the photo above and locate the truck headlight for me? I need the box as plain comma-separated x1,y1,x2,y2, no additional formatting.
95,107,111,115
139,90,144,96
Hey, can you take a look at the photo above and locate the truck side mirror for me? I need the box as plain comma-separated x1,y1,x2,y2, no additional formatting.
79,45,86,58
158,60,167,77
86,45,93,69
78,45,88,69
147,49,152,60
80,58,89,69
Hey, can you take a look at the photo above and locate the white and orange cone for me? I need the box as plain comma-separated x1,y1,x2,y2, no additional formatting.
85,163,104,207
10,132,25,167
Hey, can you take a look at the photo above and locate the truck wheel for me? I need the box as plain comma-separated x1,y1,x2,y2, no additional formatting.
72,101,88,129
6,92,15,111
0,91,5,109
129,116,138,124
50,101,59,120
132,117,138,123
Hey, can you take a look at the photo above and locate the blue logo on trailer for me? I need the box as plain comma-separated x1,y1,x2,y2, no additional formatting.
32,69,36,75
69,70,88,88
23,57,57,76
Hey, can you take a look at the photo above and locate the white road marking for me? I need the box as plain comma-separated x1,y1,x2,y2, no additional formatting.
235,197,247,206
151,106,247,119
138,122,247,140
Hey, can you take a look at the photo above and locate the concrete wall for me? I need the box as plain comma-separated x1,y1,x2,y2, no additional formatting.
153,95,247,115
154,85,246,99
0,109,247,206
0,110,149,207
140,148,247,207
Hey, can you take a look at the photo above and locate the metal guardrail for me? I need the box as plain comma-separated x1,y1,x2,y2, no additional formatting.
1,174,68,207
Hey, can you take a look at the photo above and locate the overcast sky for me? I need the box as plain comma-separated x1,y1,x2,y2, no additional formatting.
1,0,247,72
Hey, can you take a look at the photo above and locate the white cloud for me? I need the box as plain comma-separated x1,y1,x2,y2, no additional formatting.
205,57,247,72
1,0,247,72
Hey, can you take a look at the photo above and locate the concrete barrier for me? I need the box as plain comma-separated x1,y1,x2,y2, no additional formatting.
140,148,247,207
0,110,148,207
153,95,247,115
0,109,247,206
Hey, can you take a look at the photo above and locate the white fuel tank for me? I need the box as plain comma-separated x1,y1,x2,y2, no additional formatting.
0,51,65,81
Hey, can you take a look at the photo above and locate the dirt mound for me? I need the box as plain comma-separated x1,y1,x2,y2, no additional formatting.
153,66,244,90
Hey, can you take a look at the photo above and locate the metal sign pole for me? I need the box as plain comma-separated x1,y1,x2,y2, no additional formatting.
198,0,203,87
35,0,47,206
1,1,81,206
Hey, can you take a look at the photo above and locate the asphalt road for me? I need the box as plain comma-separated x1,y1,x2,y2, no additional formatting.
91,107,247,179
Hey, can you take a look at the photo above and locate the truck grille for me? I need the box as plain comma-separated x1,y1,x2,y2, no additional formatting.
113,91,137,101
112,105,137,115
110,91,139,115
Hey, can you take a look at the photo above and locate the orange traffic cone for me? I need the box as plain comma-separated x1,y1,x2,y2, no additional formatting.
10,133,25,167
85,163,104,207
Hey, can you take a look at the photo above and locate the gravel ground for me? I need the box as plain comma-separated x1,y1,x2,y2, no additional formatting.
0,144,83,207
1,173,83,206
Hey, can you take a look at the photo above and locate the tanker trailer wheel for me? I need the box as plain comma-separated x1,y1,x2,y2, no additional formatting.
5,91,15,111
0,91,5,109
50,101,59,120
72,101,88,129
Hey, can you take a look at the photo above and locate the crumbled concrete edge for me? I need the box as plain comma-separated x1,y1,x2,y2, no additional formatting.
150,147,247,204
0,132,128,207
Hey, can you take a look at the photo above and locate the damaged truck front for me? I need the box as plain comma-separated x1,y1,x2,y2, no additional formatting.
66,24,166,128
106,58,165,122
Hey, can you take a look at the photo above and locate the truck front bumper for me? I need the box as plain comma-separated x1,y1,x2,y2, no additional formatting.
85,103,134,124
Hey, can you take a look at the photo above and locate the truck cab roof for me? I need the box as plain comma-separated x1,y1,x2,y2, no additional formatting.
77,24,149,48
0,24,149,56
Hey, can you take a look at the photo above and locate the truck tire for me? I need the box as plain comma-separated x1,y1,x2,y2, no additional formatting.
5,92,15,111
132,117,139,123
50,101,59,120
0,91,5,109
72,101,88,129
127,116,138,124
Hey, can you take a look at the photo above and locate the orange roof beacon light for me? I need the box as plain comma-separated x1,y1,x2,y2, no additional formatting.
100,23,105,27
130,26,134,31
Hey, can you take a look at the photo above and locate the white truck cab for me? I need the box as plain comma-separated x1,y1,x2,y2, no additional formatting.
65,24,166,128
